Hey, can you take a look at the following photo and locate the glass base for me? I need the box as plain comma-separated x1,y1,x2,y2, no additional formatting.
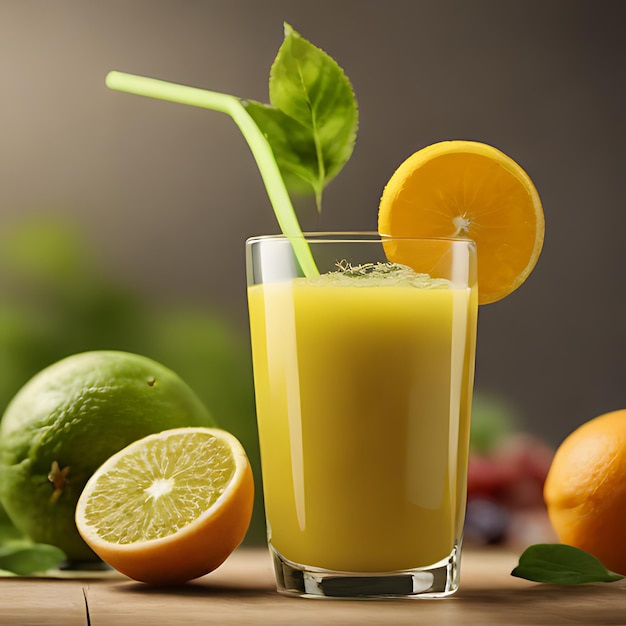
270,542,461,599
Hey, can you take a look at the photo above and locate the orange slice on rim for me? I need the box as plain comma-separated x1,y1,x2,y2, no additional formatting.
378,140,545,304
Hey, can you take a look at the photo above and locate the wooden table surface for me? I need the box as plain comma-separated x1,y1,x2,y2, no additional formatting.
2,547,625,626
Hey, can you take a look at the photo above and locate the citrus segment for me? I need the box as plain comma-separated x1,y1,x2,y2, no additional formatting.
378,140,544,304
544,409,626,575
75,427,254,585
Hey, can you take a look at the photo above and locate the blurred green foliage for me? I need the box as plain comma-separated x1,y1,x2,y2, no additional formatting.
0,218,265,545
470,391,520,455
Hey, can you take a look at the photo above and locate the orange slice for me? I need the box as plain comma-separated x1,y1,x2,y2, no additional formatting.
75,427,254,585
378,140,544,304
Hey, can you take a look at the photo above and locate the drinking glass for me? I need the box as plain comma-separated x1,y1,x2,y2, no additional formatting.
246,233,478,598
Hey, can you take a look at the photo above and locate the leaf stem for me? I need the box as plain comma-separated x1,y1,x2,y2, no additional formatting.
105,71,319,278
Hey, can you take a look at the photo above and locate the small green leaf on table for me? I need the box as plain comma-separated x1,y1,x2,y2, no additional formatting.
512,543,625,585
0,542,66,576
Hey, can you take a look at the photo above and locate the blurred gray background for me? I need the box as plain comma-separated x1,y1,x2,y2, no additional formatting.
0,0,624,448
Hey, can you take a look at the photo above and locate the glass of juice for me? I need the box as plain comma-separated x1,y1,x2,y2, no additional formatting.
246,232,478,598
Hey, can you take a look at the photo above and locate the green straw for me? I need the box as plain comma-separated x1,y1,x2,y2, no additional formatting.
105,71,319,278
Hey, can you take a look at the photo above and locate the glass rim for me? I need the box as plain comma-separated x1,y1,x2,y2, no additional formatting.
245,232,475,245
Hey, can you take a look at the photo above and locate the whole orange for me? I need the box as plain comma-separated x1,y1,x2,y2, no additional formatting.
544,409,626,574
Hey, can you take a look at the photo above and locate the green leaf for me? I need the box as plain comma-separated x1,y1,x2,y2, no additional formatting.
245,23,358,212
511,544,625,585
0,542,65,576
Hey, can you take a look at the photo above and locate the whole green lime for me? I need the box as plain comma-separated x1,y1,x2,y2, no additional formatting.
0,350,214,562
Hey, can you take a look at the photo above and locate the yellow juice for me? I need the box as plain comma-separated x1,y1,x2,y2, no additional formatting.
248,277,477,572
